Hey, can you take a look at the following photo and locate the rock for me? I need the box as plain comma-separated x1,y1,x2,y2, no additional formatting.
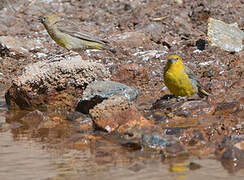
5,56,110,110
138,22,164,43
174,13,193,35
90,95,131,132
176,100,215,117
82,80,138,101
121,130,186,155
0,15,31,36
214,101,240,116
112,32,151,49
165,127,182,135
133,49,167,62
229,135,244,142
141,132,170,151
188,132,204,146
66,111,94,132
207,18,244,52
152,96,178,110
220,146,244,173
189,3,210,24
76,80,138,114
111,64,149,86
149,111,168,123
66,111,88,121
120,129,186,154
0,36,42,57
152,98,215,118
175,0,183,5
90,95,152,133
1,0,244,166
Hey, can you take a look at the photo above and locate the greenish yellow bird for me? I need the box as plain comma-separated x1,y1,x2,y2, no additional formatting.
164,55,210,98
39,14,115,53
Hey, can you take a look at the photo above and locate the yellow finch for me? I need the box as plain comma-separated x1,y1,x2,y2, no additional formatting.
164,55,210,98
38,14,115,53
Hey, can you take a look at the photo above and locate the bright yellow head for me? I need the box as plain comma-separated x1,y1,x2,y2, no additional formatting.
165,55,184,71
39,14,59,27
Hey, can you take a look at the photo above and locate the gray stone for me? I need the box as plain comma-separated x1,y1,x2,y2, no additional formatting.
82,80,138,101
77,80,138,114
207,18,244,52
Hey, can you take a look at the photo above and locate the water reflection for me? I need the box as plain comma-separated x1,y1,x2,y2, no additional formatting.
1,93,244,180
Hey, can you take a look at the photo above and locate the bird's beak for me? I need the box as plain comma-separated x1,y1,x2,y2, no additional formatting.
38,16,44,23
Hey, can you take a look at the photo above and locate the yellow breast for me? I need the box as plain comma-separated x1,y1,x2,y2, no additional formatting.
164,65,196,97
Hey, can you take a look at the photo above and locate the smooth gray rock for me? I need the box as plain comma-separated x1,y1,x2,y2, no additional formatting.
82,80,138,101
208,18,244,52
76,80,138,114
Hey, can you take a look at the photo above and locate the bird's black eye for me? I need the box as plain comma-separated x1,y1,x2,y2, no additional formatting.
38,16,46,23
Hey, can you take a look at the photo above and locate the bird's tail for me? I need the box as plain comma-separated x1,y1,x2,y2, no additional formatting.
198,88,211,98
103,44,116,53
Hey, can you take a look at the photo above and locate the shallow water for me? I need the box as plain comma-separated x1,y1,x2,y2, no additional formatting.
1,93,244,180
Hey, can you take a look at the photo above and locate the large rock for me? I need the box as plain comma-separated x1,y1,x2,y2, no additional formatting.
111,64,149,86
207,18,244,52
76,80,138,114
5,56,110,110
214,101,240,116
112,32,151,49
90,95,153,133
138,22,164,43
0,36,43,57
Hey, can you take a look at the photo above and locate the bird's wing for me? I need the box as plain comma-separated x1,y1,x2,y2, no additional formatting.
184,65,210,97
55,20,108,44
183,65,200,85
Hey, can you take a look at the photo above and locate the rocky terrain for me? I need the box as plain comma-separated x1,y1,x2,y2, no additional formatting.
1,0,244,177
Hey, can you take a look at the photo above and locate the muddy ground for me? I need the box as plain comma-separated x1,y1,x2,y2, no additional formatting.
0,0,244,178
